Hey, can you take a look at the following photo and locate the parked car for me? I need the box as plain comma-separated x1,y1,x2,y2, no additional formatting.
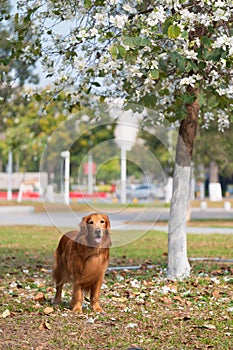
133,184,165,200
115,184,135,201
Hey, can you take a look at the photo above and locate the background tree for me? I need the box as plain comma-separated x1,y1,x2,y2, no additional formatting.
2,89,68,173
0,0,39,129
194,124,233,194
9,0,233,279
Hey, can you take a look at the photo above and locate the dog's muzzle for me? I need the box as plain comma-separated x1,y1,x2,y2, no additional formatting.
94,228,102,243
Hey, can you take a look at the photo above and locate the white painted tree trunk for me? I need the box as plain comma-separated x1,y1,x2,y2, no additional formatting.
167,163,191,279
167,87,199,280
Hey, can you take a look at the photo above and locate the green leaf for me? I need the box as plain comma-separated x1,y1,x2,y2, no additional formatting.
167,25,180,39
198,61,206,70
201,36,211,48
204,48,222,62
197,93,206,107
91,81,101,87
84,0,92,7
99,96,105,103
34,94,42,102
181,31,188,40
110,45,127,59
186,61,198,73
163,18,173,35
181,93,196,104
14,13,19,25
150,69,159,79
118,45,126,58
208,95,219,108
109,45,118,59
139,94,157,108
122,36,150,48
178,57,186,72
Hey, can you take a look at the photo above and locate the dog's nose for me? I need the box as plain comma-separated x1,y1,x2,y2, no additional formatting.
94,228,101,237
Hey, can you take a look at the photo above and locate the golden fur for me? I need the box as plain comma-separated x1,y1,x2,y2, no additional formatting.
53,213,111,312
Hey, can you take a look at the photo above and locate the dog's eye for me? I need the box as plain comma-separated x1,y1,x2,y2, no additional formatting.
100,220,105,223
88,220,94,224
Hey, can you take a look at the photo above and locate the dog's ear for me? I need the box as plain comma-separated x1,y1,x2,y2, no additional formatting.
103,214,112,247
80,215,89,234
103,214,111,231
76,215,90,245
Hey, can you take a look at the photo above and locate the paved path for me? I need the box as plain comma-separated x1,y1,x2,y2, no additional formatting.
0,207,232,234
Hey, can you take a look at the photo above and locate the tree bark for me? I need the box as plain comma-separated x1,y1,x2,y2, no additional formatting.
209,161,222,201
209,161,219,183
167,91,199,279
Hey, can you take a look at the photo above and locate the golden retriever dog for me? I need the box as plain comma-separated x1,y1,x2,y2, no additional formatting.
53,213,111,313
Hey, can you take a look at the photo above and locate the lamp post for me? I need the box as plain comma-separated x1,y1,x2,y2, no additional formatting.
114,116,138,204
87,152,93,195
61,151,70,205
7,150,12,201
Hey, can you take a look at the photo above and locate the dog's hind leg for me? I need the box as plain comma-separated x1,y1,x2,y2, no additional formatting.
54,282,63,304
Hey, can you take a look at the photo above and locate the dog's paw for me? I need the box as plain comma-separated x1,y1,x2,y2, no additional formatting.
92,303,104,313
72,304,83,313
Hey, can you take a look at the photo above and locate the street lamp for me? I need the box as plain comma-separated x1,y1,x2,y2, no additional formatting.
61,151,70,205
7,150,13,201
114,116,138,204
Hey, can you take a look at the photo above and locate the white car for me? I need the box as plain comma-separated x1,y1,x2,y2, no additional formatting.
133,184,165,200
115,184,135,201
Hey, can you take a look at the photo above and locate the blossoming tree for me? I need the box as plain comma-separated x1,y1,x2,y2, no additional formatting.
7,0,233,278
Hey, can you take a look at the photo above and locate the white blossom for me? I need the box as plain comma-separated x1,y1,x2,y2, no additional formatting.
94,13,107,26
109,14,128,29
215,0,227,7
74,56,86,70
213,35,233,52
217,112,230,131
122,4,137,14
180,76,196,87
213,8,230,21
13,0,232,132
183,49,198,60
90,28,99,37
180,9,196,24
146,6,166,26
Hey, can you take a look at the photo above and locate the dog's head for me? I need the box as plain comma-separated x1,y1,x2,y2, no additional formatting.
77,213,111,247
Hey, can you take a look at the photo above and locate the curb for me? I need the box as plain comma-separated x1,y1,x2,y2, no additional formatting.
0,206,35,214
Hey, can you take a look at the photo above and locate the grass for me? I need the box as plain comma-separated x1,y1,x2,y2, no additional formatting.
0,226,233,349
1,198,233,212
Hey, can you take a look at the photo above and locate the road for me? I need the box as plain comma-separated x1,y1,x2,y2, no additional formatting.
0,206,232,234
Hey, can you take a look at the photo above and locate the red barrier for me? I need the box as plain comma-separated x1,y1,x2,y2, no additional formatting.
0,191,107,200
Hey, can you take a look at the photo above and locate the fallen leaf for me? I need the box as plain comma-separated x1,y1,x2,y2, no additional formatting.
212,290,220,299
127,323,138,328
112,297,127,302
39,320,51,330
34,292,45,301
159,296,172,304
43,306,54,315
87,317,95,324
173,295,184,304
183,315,192,321
203,324,216,330
1,309,10,318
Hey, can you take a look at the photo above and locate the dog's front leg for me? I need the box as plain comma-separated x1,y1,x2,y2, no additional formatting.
71,282,83,313
90,279,103,312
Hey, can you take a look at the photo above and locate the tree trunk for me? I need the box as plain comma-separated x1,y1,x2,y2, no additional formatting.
167,91,199,279
209,161,222,201
209,161,219,183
